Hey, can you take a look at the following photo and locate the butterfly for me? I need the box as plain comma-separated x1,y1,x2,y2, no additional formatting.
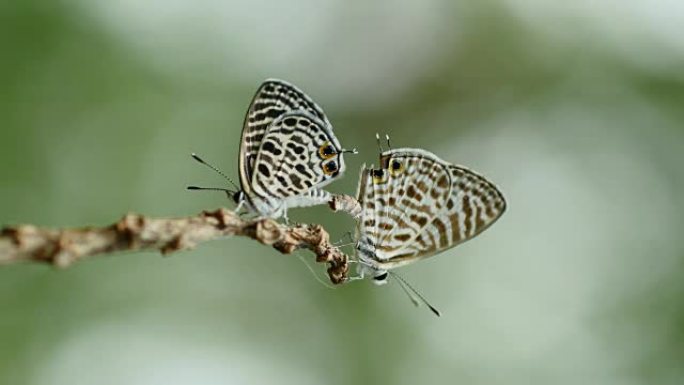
189,79,355,220
353,145,506,289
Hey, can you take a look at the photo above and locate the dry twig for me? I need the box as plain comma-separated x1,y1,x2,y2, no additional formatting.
0,205,357,284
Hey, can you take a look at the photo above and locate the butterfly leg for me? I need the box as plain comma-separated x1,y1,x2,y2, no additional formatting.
344,275,365,283
235,201,253,218
271,203,290,224
235,199,245,214
333,231,355,247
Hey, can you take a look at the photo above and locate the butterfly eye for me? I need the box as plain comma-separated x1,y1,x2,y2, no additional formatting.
389,160,404,176
318,142,336,160
323,161,338,175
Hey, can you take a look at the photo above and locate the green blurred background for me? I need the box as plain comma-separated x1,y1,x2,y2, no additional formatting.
2,0,684,384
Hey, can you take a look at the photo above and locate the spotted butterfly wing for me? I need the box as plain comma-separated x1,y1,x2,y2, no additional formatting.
246,111,346,218
239,79,331,197
355,148,506,277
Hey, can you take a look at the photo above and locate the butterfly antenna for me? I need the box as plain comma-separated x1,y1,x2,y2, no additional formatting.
394,276,420,308
333,231,355,247
342,148,359,154
296,252,335,289
385,134,392,151
190,153,240,190
186,186,234,199
375,133,384,153
389,271,441,317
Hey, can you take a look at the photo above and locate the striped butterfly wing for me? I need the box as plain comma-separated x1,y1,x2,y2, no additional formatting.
239,79,331,195
358,149,451,261
361,148,506,270
249,111,345,206
356,165,377,243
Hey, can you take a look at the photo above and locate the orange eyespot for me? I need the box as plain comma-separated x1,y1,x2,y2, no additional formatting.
323,160,338,175
372,168,386,184
318,142,336,160
389,160,404,176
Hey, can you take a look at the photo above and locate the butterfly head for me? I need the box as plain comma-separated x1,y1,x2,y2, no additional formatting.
355,262,389,286
372,271,389,285
231,190,245,205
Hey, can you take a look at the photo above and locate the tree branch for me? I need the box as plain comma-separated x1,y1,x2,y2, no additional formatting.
0,205,358,285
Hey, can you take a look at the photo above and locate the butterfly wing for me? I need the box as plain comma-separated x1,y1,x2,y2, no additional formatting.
248,111,345,213
239,79,331,195
360,148,506,270
356,165,377,244
358,149,452,261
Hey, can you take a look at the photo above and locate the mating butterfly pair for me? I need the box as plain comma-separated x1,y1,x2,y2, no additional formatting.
190,79,506,290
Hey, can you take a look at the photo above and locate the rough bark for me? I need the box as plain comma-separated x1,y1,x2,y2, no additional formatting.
0,205,359,284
